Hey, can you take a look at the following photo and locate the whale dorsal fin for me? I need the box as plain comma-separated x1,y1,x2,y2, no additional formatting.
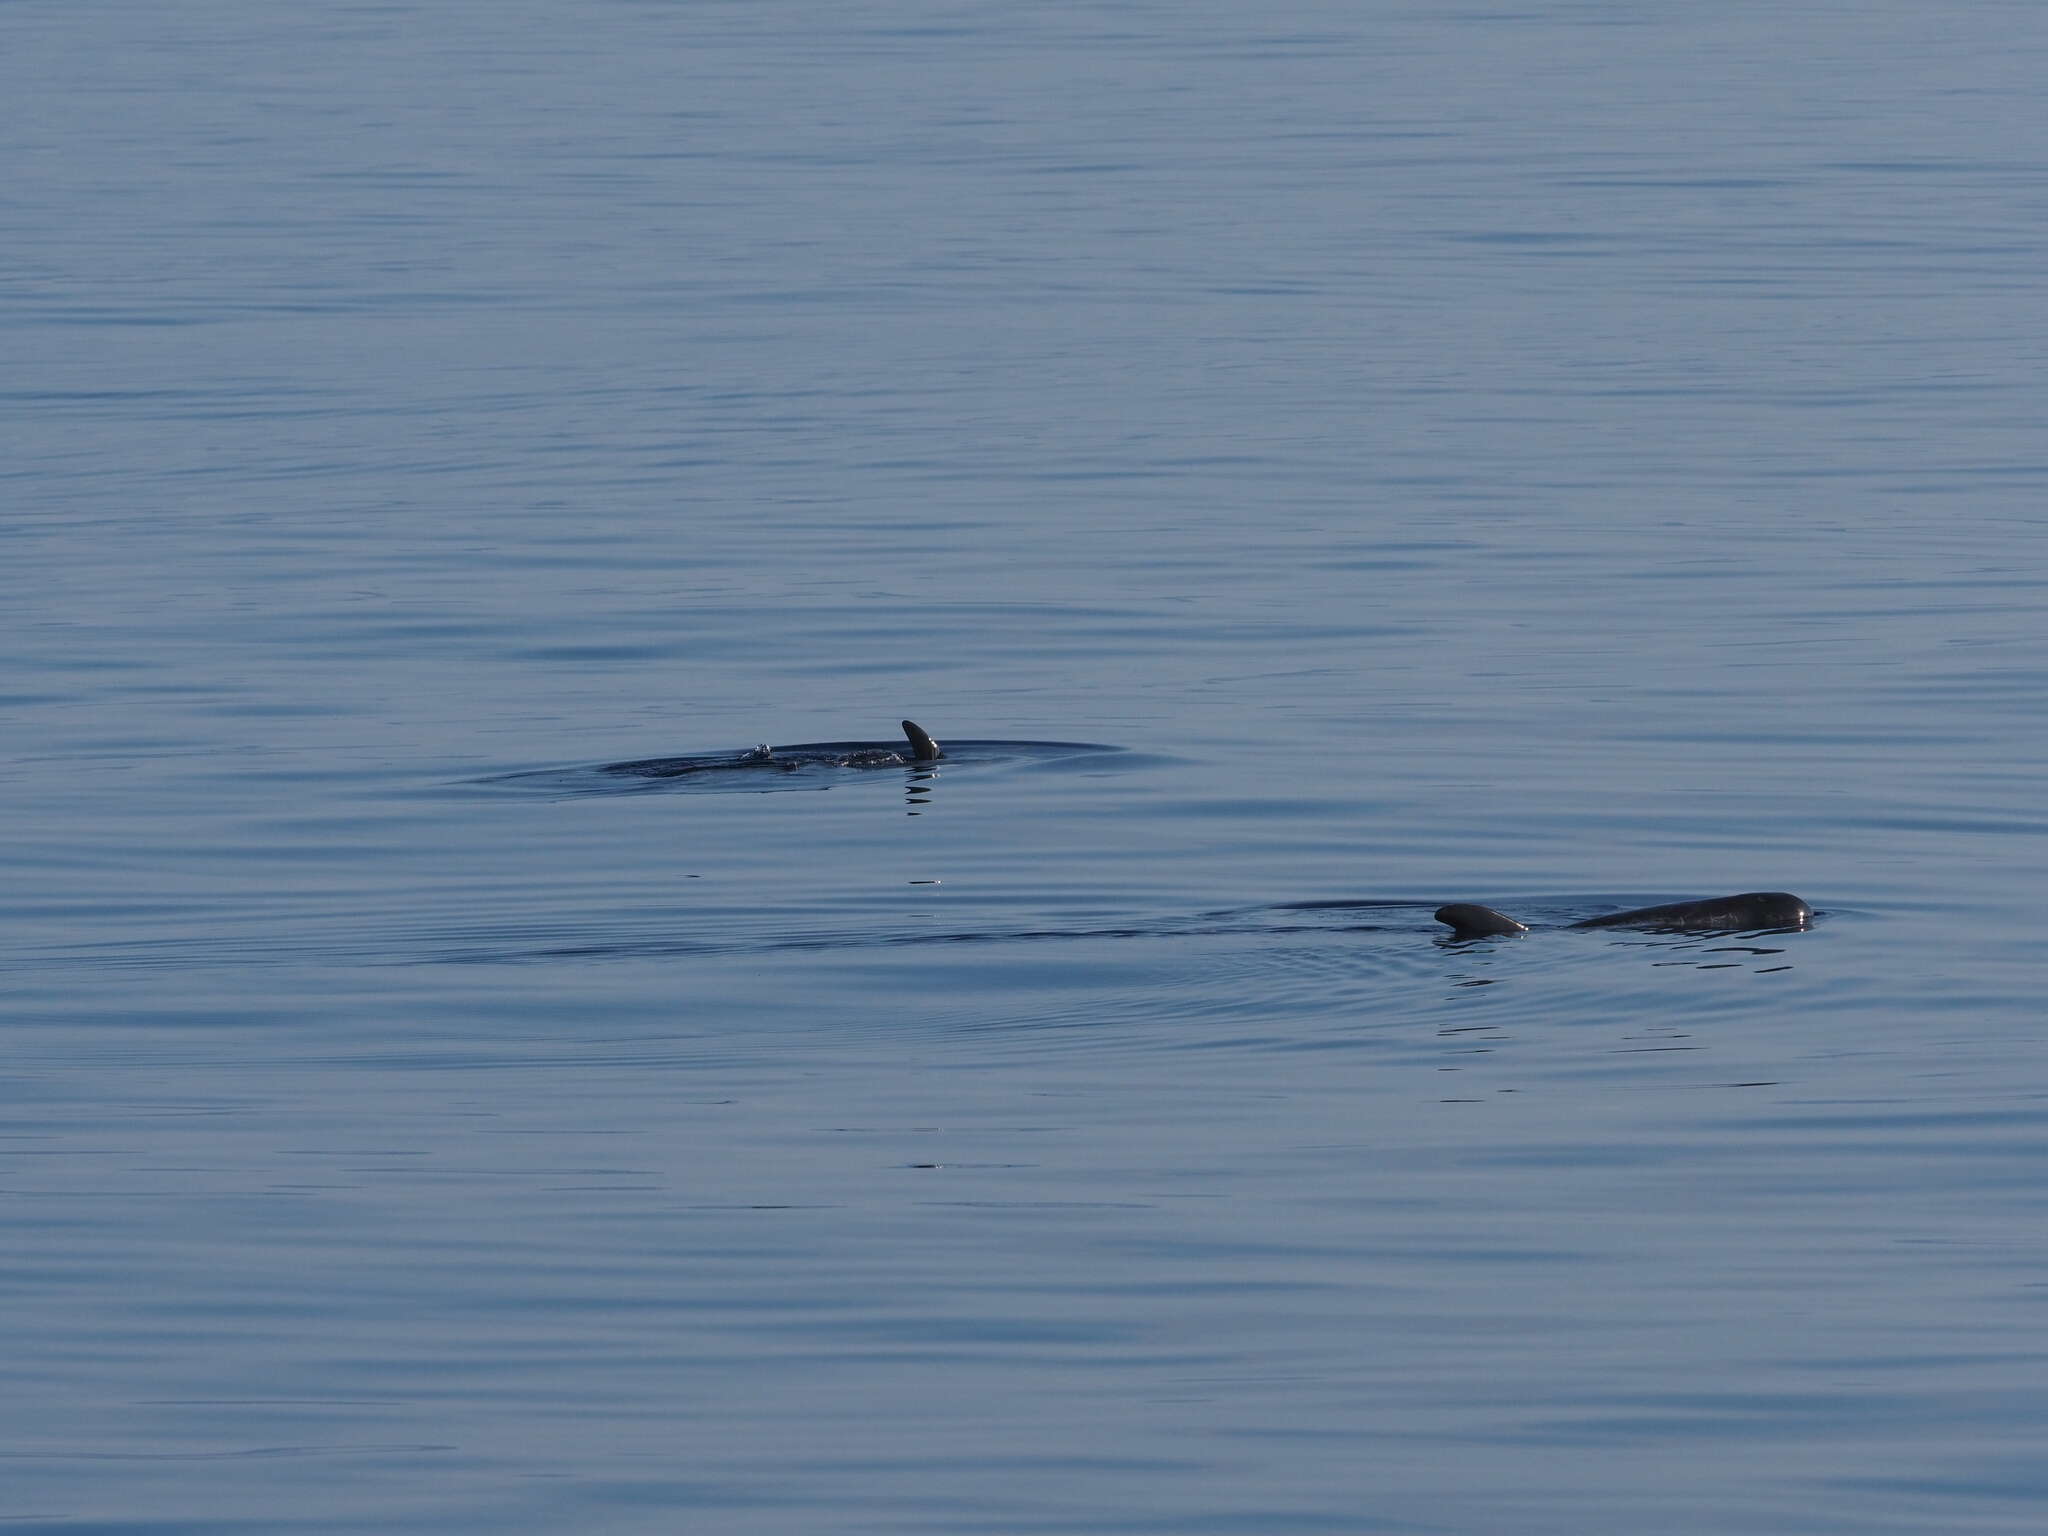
1434,903,1530,939
901,720,943,762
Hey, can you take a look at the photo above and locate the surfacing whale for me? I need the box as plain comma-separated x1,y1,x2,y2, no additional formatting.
603,719,943,779
1435,892,1812,940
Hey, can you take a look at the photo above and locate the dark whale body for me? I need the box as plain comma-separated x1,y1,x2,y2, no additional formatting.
1435,892,1812,940
603,720,944,779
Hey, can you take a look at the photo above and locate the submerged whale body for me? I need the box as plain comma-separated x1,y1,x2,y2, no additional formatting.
1435,892,1812,940
602,720,943,779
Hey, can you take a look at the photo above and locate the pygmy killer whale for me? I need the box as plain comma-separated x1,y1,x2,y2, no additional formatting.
1435,892,1812,940
602,720,943,778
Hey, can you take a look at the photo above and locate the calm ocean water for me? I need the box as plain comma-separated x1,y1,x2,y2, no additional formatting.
8,2,2048,1531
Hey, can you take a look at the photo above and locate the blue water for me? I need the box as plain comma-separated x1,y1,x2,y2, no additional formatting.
8,2,2048,1531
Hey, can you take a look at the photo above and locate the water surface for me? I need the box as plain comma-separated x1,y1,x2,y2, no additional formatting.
7,2,2048,1532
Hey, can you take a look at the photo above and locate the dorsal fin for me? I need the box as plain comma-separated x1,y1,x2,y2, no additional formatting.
901,720,943,762
1434,903,1530,939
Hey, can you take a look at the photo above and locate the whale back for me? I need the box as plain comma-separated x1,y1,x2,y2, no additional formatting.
1570,892,1811,931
